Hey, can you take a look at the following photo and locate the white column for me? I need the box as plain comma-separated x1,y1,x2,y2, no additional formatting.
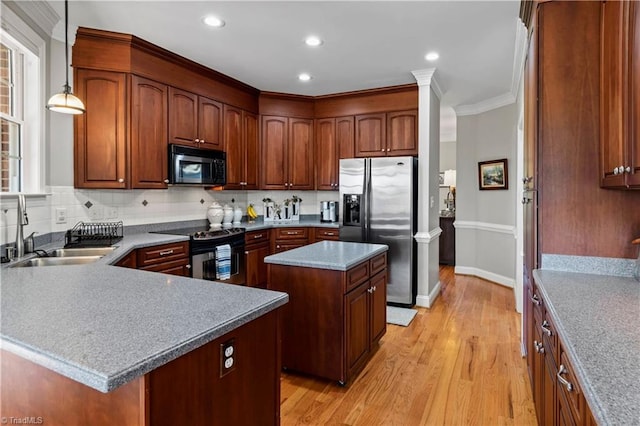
412,68,443,308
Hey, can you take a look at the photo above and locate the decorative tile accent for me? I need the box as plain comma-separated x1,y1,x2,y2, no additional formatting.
200,199,205,204
142,200,148,207
84,201,93,209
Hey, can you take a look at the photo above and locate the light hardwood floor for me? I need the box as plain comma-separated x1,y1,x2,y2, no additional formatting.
280,266,538,426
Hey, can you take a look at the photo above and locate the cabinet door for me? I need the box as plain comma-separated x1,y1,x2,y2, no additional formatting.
355,113,386,157
74,69,127,188
288,118,314,190
245,242,270,289
600,0,628,188
198,96,223,150
169,87,198,146
336,116,355,160
387,110,418,156
224,105,244,189
130,76,168,189
629,0,640,187
369,271,387,344
114,250,137,269
346,282,371,376
261,116,288,189
316,118,337,190
542,347,557,426
243,112,259,189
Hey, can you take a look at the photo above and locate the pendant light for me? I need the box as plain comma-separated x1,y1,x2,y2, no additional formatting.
46,0,85,114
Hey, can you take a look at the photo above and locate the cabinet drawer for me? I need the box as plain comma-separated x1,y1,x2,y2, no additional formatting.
558,344,585,425
273,242,306,253
273,227,308,240
137,241,189,267
245,229,270,246
314,227,339,241
541,313,558,362
346,261,369,293
140,258,190,276
369,253,387,276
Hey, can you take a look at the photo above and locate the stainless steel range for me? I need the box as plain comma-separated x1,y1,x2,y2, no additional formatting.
154,227,246,285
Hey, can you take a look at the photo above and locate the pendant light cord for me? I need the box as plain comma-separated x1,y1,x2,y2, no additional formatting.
64,0,70,92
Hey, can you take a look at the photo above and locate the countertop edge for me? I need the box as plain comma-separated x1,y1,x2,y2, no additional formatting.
532,269,606,426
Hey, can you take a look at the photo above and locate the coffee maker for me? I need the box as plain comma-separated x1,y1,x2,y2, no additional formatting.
320,201,338,223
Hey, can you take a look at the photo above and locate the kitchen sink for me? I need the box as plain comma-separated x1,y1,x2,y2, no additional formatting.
48,247,117,257
10,256,103,268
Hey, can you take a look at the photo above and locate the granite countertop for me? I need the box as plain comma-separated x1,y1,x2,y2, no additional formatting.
0,232,288,393
241,216,339,232
532,269,640,426
264,240,388,271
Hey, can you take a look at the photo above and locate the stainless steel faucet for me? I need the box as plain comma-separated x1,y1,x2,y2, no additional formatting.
15,194,28,258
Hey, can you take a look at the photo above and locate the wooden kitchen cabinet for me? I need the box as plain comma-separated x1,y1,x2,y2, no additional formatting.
312,227,340,242
261,116,314,190
74,71,169,189
74,69,128,189
439,216,456,265
315,116,355,190
115,241,190,277
355,110,417,157
600,0,640,189
271,227,309,253
268,252,387,384
224,106,259,189
245,229,271,288
169,87,223,150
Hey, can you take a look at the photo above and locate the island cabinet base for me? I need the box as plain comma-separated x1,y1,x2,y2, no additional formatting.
268,252,387,385
1,310,281,426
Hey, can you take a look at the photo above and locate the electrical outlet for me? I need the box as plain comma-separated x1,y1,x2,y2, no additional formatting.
55,207,67,224
89,206,104,221
220,339,236,377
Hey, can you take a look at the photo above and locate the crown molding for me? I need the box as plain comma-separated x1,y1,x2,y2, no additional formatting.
453,18,528,117
411,68,443,99
4,0,59,38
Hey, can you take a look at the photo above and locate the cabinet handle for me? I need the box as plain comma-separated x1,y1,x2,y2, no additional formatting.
530,294,541,306
253,234,263,239
286,232,297,235
195,138,200,143
185,264,191,269
276,245,281,249
367,287,373,293
557,365,574,392
164,179,169,184
201,139,206,144
245,251,249,255
522,176,533,184
541,320,552,337
159,249,174,256
326,232,335,236
372,285,377,291
521,197,531,205
625,166,631,173
534,340,545,354
118,178,124,183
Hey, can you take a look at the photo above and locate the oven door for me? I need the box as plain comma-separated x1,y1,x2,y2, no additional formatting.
192,241,246,285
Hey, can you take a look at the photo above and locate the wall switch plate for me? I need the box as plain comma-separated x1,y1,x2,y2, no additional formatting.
55,207,67,224
220,338,236,377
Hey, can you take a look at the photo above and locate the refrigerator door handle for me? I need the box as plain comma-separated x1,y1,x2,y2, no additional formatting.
364,158,372,242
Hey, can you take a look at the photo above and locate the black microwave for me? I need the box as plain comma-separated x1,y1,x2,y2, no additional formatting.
168,144,226,186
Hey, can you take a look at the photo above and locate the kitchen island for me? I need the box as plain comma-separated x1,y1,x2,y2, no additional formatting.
0,233,288,426
265,241,388,385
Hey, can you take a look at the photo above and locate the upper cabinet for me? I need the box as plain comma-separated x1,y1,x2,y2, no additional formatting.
169,88,223,150
355,110,417,157
224,105,259,189
261,116,314,190
316,116,355,190
600,0,640,189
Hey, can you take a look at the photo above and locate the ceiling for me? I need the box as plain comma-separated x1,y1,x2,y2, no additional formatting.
44,1,521,109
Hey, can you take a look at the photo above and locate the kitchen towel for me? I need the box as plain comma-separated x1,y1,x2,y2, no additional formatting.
215,244,231,280
386,306,418,327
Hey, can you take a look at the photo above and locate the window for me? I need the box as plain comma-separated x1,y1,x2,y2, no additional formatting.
0,29,41,193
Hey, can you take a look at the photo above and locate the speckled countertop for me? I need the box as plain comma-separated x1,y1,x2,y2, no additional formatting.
264,241,388,271
532,270,640,426
0,231,288,393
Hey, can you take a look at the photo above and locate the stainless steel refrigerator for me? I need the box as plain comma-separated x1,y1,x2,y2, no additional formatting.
339,157,418,307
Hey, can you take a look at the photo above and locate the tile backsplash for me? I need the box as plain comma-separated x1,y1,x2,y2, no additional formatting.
0,186,339,246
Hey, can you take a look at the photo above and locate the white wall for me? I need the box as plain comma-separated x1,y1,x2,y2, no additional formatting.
454,103,518,288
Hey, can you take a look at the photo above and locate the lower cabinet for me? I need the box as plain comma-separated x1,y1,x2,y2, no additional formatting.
312,227,340,242
115,241,190,276
245,230,271,289
0,310,281,426
528,279,595,426
268,252,387,384
439,216,455,265
271,227,309,253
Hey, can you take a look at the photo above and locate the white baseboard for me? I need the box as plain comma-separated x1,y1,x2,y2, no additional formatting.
415,280,441,308
454,266,515,288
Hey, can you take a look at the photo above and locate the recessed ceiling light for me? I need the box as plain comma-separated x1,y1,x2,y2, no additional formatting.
425,52,439,61
203,15,225,28
298,73,312,82
305,36,323,47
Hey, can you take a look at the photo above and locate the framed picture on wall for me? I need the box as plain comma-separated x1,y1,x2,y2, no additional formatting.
439,172,446,187
478,158,508,190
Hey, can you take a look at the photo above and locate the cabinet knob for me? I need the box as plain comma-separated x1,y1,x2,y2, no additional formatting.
284,183,289,187
386,148,390,152
118,178,124,183
381,148,385,152
195,138,200,143
164,179,169,184
625,166,631,173
185,264,191,269
613,167,619,175
201,139,206,144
